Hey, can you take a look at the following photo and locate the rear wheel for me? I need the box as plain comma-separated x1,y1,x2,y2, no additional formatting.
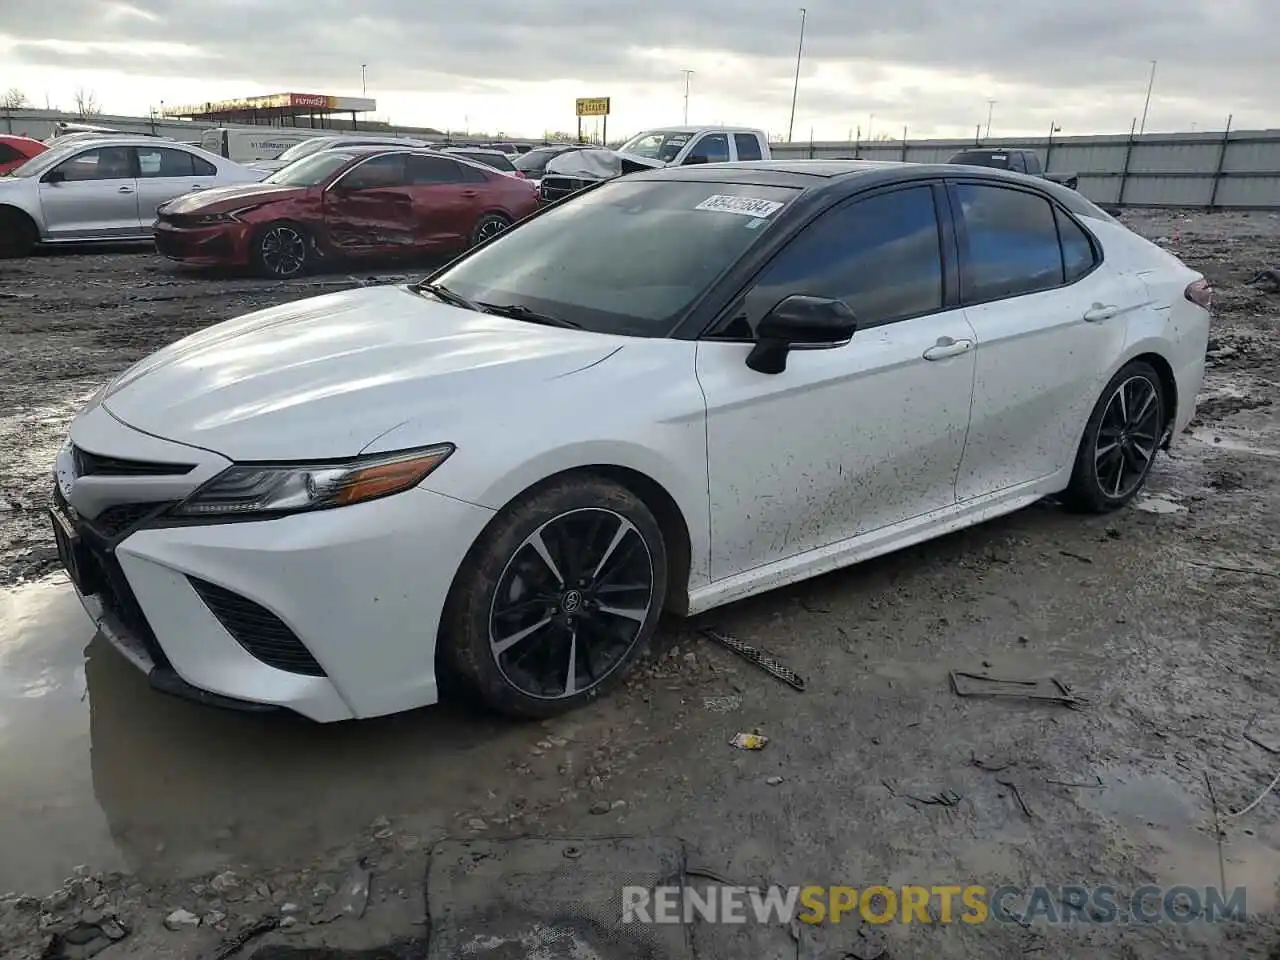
0,208,37,258
1063,360,1166,513
440,476,668,718
470,213,511,248
251,221,309,278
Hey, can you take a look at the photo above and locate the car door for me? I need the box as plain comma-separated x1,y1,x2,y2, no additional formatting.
695,183,977,579
950,180,1144,500
404,154,478,249
37,145,141,240
323,153,417,253
681,133,730,166
134,146,221,225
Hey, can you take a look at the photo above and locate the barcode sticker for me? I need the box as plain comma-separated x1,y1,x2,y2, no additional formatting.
694,195,785,218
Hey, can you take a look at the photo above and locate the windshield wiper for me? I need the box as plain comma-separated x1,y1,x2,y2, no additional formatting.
477,302,582,329
412,281,483,313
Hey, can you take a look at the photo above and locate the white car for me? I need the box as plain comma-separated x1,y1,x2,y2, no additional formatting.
49,160,1210,722
0,136,260,257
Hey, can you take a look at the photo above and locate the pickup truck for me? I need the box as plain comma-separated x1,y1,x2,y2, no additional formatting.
539,125,771,203
946,148,1078,191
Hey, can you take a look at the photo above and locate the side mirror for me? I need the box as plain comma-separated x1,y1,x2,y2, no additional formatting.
43,169,66,184
746,295,858,374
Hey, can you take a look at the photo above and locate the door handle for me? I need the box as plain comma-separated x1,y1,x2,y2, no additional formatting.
923,336,974,361
460,190,478,197
1083,303,1118,322
189,185,206,191
117,186,134,194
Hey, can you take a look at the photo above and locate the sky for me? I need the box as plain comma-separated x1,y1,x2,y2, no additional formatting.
1,0,1276,141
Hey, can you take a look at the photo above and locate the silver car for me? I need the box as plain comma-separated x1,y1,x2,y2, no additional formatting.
0,136,261,258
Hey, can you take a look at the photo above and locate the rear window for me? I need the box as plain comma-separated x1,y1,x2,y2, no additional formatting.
949,150,1009,169
514,148,565,176
456,151,514,172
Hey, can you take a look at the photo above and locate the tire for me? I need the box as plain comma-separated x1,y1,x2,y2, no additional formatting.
440,475,668,719
1063,360,1166,513
0,207,37,258
251,221,309,279
470,212,511,248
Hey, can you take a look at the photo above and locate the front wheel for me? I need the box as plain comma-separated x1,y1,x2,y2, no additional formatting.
470,213,511,248
0,208,37,258
251,221,309,279
1063,360,1166,513
440,476,668,719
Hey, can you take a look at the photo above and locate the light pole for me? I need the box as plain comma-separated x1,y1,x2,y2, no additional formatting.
985,99,996,139
1139,59,1157,135
867,113,874,140
786,7,807,143
681,69,694,124
361,64,367,96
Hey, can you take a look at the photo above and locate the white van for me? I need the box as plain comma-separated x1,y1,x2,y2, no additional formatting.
199,128,326,163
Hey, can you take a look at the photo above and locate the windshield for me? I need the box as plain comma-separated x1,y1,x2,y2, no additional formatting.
273,138,333,164
264,150,358,186
429,179,800,337
949,150,1009,169
513,148,565,175
7,144,72,178
618,130,694,163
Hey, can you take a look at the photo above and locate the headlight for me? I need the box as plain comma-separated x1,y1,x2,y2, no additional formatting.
173,444,454,518
190,212,237,225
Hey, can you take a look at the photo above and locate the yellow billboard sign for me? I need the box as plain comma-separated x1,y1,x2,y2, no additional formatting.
576,97,611,117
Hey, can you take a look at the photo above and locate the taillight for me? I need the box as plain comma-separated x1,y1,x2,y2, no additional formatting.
1185,278,1212,310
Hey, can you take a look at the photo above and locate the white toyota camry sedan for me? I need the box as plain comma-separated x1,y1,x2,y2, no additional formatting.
50,160,1211,722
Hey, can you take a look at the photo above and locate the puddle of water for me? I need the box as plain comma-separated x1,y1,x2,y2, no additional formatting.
0,577,127,892
1134,493,1188,515
1083,770,1280,913
1187,426,1280,458
0,578,551,895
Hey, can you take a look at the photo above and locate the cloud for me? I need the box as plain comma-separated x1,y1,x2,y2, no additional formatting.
1,0,1274,135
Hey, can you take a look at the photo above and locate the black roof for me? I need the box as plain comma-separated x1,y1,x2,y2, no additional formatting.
629,159,1114,221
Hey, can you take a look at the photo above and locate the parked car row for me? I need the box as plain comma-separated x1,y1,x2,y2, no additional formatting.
0,133,541,269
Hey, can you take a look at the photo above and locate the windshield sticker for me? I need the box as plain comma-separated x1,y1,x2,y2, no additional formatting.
695,195,785,218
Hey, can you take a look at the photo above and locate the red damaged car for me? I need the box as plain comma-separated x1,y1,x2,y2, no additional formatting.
0,135,47,174
153,146,539,278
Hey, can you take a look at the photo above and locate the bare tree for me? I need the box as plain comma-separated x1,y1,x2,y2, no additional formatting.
1,88,30,110
73,87,102,117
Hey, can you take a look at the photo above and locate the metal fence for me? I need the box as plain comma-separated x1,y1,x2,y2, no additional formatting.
770,128,1280,209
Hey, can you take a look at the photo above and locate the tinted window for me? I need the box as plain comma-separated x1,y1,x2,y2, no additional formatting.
956,183,1064,301
0,143,22,163
729,186,942,335
686,134,729,164
950,150,1009,169
456,151,514,172
340,154,408,189
514,148,565,175
1057,208,1098,282
733,134,762,161
50,146,134,181
407,155,464,184
433,180,800,337
136,147,215,178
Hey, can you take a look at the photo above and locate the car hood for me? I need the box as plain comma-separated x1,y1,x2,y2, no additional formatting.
160,183,306,214
99,285,621,460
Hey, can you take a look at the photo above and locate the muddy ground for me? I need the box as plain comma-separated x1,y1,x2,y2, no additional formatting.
0,212,1279,959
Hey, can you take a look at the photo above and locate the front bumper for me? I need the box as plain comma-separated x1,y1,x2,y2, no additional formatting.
56,407,496,722
153,219,253,266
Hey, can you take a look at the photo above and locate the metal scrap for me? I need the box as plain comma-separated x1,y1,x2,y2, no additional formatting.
950,671,1086,706
313,859,372,924
997,776,1035,818
700,627,805,691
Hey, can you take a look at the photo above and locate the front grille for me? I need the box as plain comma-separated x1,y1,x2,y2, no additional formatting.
73,445,194,477
188,578,327,677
